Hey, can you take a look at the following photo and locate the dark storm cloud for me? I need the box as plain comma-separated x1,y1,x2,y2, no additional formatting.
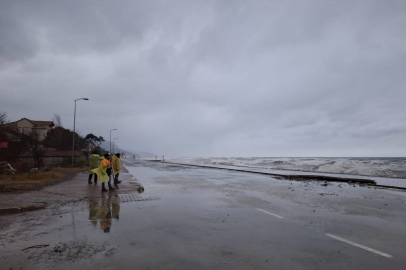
1,0,405,157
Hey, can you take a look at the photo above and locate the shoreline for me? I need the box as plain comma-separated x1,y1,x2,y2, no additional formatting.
165,158,406,180
148,160,406,191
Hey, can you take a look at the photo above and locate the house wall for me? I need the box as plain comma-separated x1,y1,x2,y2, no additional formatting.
17,119,34,135
16,119,51,141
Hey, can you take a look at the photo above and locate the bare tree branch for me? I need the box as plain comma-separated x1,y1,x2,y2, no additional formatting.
0,111,9,125
52,113,63,127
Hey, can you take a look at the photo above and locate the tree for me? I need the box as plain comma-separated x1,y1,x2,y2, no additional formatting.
85,133,105,152
52,113,63,127
43,127,69,150
0,112,24,162
43,127,87,151
20,131,45,168
0,111,9,125
0,111,11,157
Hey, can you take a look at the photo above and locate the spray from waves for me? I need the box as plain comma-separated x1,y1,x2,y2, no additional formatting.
169,157,406,178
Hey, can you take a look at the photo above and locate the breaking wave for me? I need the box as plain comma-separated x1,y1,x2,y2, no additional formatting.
169,157,406,179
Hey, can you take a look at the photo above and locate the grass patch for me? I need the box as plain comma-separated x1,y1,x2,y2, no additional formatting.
0,167,87,193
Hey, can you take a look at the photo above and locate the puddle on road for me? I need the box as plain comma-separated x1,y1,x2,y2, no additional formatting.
88,196,121,233
86,187,147,233
36,185,163,237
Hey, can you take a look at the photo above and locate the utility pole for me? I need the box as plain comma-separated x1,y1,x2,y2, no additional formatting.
113,138,118,153
109,129,117,154
72,98,89,165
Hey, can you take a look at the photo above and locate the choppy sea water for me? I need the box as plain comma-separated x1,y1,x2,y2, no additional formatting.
168,157,406,179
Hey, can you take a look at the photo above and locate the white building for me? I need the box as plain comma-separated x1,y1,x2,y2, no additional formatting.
2,118,54,141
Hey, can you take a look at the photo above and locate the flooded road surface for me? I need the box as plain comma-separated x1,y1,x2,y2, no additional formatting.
1,160,406,269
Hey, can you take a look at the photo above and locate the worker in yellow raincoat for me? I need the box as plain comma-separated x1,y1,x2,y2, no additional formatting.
91,153,115,192
112,153,122,186
88,150,103,184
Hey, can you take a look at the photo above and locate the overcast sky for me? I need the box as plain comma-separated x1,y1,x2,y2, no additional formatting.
1,0,405,157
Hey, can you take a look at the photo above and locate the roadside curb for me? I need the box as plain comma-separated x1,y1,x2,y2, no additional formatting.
121,164,129,173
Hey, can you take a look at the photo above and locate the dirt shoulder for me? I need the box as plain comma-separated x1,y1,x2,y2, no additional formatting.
0,166,87,193
0,164,144,223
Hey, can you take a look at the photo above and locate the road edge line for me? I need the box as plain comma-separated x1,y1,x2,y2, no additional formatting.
255,208,284,219
326,234,392,258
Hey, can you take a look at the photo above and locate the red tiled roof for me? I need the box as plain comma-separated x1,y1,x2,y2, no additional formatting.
0,119,54,128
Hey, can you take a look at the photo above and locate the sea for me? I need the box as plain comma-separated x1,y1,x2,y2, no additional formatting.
168,157,406,179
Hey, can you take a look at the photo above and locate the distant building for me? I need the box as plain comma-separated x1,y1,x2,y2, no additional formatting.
2,118,54,141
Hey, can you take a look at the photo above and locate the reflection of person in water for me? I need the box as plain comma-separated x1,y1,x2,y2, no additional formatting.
88,195,120,233
88,197,99,226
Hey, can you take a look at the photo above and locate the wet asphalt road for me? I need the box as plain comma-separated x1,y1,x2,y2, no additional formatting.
1,160,406,269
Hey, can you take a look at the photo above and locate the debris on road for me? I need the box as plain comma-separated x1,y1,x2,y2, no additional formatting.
21,244,49,251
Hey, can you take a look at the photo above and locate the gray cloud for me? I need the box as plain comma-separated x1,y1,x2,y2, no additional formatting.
1,0,405,157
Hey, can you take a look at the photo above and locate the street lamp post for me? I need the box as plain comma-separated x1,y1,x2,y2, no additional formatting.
72,98,89,165
113,138,118,154
110,129,117,154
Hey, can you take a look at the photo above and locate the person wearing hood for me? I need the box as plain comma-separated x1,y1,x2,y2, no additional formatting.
91,153,115,192
112,153,122,186
88,150,103,184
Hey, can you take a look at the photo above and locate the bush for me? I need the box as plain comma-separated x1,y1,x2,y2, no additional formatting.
9,162,30,173
74,158,87,167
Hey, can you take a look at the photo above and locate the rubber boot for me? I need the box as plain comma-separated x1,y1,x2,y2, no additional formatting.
102,183,108,192
88,174,93,184
108,181,115,191
114,174,122,184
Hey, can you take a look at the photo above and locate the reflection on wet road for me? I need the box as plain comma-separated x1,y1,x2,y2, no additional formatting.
88,195,121,233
